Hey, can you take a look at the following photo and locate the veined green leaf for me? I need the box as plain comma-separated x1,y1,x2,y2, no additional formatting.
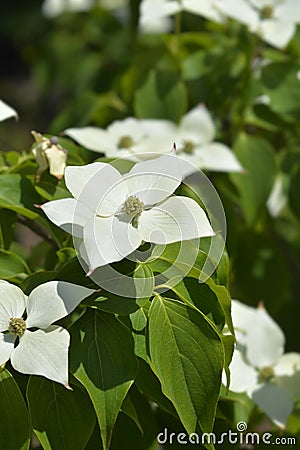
0,369,31,450
27,376,96,450
148,296,223,446
70,309,138,450
0,173,40,219
0,249,30,279
136,359,178,418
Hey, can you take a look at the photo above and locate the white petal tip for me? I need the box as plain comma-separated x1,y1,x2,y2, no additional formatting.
86,268,95,277
65,384,73,391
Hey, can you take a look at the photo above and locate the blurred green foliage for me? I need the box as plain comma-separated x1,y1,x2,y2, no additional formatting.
1,1,300,448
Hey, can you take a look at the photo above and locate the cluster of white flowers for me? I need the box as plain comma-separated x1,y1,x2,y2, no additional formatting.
41,0,300,48
0,280,93,387
139,0,225,32
65,104,243,176
226,300,300,427
139,0,300,49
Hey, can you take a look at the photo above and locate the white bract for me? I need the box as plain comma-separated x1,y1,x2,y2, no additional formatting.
41,154,215,274
0,99,17,122
31,131,67,180
0,280,93,387
65,105,243,176
139,0,225,31
267,174,287,217
226,300,300,427
216,0,300,48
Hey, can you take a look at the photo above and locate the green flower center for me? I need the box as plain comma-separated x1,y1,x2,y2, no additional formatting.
118,135,135,149
260,5,273,19
8,318,26,337
182,140,196,154
121,195,144,218
259,366,275,382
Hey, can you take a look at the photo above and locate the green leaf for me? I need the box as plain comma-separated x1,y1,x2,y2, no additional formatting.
121,391,143,435
148,296,223,441
0,173,40,219
230,134,276,225
4,151,20,166
111,412,158,450
83,293,140,315
0,369,31,450
133,263,154,299
130,306,149,361
221,334,235,392
215,247,230,288
134,69,187,122
170,279,226,333
206,279,234,337
261,61,300,121
70,309,138,450
56,257,98,289
231,229,292,306
0,249,30,279
136,359,178,418
27,376,96,450
33,166,72,201
148,240,216,287
35,181,71,201
56,247,77,266
111,387,159,450
182,50,206,80
0,209,16,249
21,271,56,295
289,166,300,221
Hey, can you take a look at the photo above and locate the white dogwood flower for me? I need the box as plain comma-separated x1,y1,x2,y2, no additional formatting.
65,105,243,176
216,0,300,48
41,154,215,274
65,117,164,159
226,300,300,427
0,280,93,387
139,0,225,31
0,99,17,122
141,105,243,176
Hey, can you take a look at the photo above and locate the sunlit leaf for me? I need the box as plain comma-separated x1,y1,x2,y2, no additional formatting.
148,296,223,443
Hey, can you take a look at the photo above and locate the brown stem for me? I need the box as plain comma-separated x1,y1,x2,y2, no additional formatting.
17,215,59,250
